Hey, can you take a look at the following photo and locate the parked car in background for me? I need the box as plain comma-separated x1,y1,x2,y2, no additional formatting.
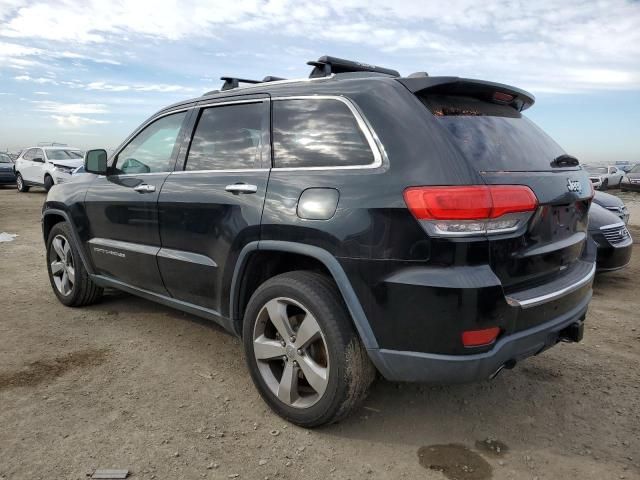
0,153,17,185
589,203,632,272
621,163,640,192
43,55,595,426
592,191,630,224
14,146,84,192
585,165,624,190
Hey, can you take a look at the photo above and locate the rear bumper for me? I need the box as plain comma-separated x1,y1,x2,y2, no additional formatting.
369,290,590,383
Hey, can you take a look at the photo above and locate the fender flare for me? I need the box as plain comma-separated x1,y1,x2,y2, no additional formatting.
42,209,95,275
230,240,379,350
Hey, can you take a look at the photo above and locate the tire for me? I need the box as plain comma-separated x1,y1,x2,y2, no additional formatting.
44,175,54,192
16,173,30,192
602,179,609,190
243,271,376,427
46,221,103,307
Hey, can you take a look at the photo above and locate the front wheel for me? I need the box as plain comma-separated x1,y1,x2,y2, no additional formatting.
46,222,103,306
44,175,54,192
243,271,375,427
602,178,609,190
16,173,29,192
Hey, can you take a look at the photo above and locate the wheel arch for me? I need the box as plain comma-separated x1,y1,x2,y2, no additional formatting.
230,240,379,350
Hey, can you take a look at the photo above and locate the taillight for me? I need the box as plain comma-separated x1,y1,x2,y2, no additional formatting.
403,185,538,236
462,327,501,347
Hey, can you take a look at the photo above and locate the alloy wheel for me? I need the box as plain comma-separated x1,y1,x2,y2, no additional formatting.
49,234,75,296
252,297,330,408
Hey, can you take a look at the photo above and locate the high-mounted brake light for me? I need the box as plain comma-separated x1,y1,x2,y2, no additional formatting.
462,327,501,347
403,185,538,236
493,91,514,103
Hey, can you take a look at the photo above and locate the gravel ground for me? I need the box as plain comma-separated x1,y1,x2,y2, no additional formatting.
0,185,639,480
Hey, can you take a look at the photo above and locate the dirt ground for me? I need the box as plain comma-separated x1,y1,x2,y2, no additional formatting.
1,185,639,480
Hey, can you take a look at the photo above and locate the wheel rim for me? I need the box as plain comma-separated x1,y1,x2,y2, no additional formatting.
49,234,75,296
252,297,330,409
17,175,22,189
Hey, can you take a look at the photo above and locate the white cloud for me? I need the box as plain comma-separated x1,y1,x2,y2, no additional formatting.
1,0,639,93
14,74,57,84
51,114,109,127
32,100,109,115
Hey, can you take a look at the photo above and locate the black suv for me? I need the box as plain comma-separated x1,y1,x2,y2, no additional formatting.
43,56,596,426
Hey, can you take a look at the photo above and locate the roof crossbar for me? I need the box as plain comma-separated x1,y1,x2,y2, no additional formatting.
220,76,261,91
307,55,400,78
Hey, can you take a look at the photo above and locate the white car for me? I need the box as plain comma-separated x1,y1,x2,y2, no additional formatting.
584,165,625,190
14,146,84,192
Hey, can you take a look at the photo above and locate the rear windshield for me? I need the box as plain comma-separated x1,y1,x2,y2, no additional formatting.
420,94,567,172
46,149,83,160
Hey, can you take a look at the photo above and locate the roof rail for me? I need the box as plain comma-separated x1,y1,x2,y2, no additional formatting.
307,55,400,78
262,75,286,82
37,142,67,147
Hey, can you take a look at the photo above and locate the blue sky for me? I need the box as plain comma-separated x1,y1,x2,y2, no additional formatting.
1,0,639,164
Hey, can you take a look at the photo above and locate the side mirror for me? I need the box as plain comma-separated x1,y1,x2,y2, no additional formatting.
85,149,108,175
32,157,44,163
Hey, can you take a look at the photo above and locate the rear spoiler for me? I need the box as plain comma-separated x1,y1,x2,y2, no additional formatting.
397,76,535,111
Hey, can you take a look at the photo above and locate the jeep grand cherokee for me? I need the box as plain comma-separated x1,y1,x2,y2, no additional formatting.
42,56,596,426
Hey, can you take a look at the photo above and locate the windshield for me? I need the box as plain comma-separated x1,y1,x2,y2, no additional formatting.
421,94,566,172
0,154,12,163
46,149,83,161
586,167,608,174
628,164,640,174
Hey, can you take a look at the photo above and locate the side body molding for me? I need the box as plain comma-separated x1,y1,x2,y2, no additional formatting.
230,240,380,350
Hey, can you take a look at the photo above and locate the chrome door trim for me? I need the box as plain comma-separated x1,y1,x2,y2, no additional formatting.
88,237,159,256
157,248,217,267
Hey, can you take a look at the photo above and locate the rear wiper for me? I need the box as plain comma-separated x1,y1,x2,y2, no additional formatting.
550,154,579,168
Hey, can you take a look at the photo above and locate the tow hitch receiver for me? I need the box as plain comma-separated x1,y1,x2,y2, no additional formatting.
559,321,584,343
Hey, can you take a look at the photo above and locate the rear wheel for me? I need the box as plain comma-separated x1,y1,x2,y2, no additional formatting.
243,271,375,427
44,175,54,192
46,222,103,307
16,173,29,192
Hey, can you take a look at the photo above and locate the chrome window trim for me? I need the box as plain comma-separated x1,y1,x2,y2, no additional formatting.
270,95,385,171
196,98,268,109
506,263,596,309
171,168,269,175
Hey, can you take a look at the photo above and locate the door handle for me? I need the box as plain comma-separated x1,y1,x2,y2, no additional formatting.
133,183,156,193
225,183,258,194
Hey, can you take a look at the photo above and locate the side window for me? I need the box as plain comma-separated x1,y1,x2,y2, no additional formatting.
272,98,375,168
184,102,264,171
115,111,187,174
22,149,35,161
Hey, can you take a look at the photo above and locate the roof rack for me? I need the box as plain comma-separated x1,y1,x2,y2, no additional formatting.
220,77,261,91
218,75,289,92
307,55,400,78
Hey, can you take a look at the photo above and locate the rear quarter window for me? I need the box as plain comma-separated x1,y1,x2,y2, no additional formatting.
420,94,567,172
272,98,375,169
